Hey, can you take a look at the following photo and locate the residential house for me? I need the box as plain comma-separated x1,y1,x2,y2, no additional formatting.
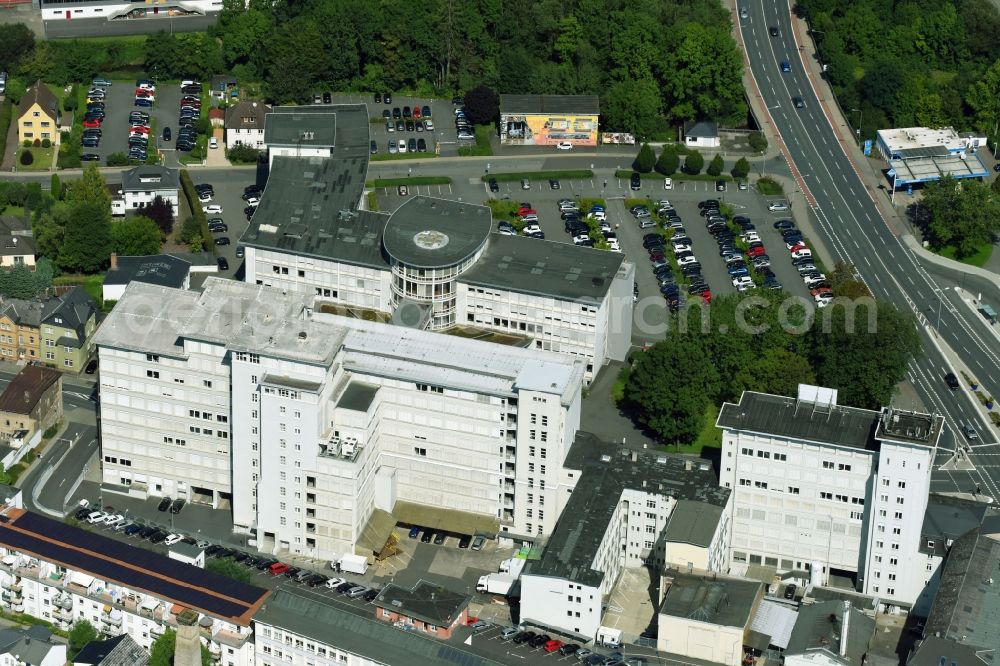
208,107,225,128
225,100,270,148
0,299,44,362
39,286,98,371
72,634,149,666
0,624,66,666
372,580,470,639
683,120,720,148
113,165,180,218
0,364,62,445
17,80,60,146
0,216,36,270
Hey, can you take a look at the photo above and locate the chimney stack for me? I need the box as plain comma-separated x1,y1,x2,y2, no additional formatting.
110,253,118,270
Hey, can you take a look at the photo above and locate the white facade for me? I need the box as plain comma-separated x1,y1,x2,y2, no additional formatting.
244,244,634,382
227,127,266,148
40,0,221,20
717,389,941,609
97,279,585,558
0,550,253,666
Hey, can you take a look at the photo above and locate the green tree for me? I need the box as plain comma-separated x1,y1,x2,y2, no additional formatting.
0,23,35,74
138,196,174,237
748,131,768,153
206,558,256,585
50,173,61,201
69,620,98,657
149,629,175,666
602,75,662,138
633,143,655,173
807,300,921,409
967,58,1000,137
624,336,720,444
67,164,112,211
59,203,112,273
921,176,1000,257
33,208,67,262
463,85,499,126
706,153,725,176
221,9,273,68
732,157,750,179
112,216,163,256
662,23,747,123
744,348,815,397
655,147,679,175
684,150,704,174
3,77,26,105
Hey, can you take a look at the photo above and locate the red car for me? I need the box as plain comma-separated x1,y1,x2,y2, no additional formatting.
413,106,422,119
83,118,102,128
701,290,712,304
747,245,767,258
268,562,289,575
517,208,536,217
135,88,153,96
130,126,150,134
811,287,833,298
543,640,564,653
788,242,807,253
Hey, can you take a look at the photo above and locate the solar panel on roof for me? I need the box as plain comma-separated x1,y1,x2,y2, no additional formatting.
3,512,267,619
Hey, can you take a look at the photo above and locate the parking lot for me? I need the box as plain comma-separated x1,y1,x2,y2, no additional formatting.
329,93,470,156
85,79,181,164
187,169,263,280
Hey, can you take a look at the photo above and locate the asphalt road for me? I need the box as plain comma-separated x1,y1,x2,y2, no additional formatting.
43,14,217,39
739,2,1000,498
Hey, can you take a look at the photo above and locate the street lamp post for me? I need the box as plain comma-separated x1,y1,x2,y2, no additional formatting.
851,108,863,147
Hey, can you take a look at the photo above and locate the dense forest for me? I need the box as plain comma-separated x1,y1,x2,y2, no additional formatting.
799,0,1000,139
0,0,747,137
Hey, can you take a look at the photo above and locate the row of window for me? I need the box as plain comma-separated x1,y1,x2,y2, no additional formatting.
104,455,132,466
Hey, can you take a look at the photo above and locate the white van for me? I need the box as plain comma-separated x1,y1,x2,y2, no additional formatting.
664,177,672,190
209,137,218,149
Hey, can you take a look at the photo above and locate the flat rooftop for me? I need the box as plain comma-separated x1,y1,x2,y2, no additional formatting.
264,106,350,148
664,500,725,548
500,94,600,115
877,127,963,152
874,407,944,447
527,432,729,587
717,391,881,451
0,509,268,624
97,279,586,403
660,572,761,628
888,153,988,185
383,196,492,268
461,234,626,303
241,156,384,266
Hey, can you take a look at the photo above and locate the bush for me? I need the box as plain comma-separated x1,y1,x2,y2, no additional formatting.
63,87,79,112
633,143,656,173
33,138,40,148
226,143,263,164
706,153,725,177
0,102,11,164
19,150,33,166
106,152,129,167
748,131,768,153
732,157,750,179
22,139,30,148
684,150,704,174
655,147,679,175
41,138,51,149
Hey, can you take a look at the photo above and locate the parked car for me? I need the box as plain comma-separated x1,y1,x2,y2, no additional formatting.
164,534,183,546
157,497,172,512
170,498,186,514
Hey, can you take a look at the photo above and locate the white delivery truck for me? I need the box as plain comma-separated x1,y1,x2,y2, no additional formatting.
597,626,622,648
476,573,516,595
330,554,369,575
498,558,525,577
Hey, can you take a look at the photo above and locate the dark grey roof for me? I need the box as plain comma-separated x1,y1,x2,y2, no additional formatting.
17,80,59,120
74,634,150,666
526,432,729,587
664,500,724,548
43,286,97,344
121,165,180,193
240,156,385,268
461,234,625,303
374,579,471,627
920,495,991,557
383,197,492,268
0,624,59,664
0,233,34,258
337,382,378,412
264,104,368,148
104,254,190,288
925,518,1000,652
659,573,761,627
908,636,988,666
225,100,271,131
500,94,599,115
898,146,950,160
785,601,875,666
717,391,880,451
684,121,719,138
255,589,506,666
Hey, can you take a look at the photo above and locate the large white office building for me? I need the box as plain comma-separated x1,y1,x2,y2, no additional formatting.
519,433,732,641
716,385,943,610
95,278,585,557
240,104,634,383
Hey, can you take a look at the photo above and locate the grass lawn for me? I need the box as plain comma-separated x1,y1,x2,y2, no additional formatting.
660,403,722,455
54,274,105,305
15,146,55,171
482,169,593,182
365,191,379,212
1,206,25,218
458,125,493,157
756,176,784,195
370,152,439,162
936,242,994,268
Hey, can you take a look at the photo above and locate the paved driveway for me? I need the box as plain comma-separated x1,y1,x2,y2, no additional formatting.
85,79,179,165
331,93,462,156
189,169,258,280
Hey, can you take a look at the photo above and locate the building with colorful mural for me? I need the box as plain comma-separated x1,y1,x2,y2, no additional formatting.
499,94,599,147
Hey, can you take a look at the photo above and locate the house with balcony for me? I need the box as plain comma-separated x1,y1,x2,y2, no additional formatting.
0,507,269,665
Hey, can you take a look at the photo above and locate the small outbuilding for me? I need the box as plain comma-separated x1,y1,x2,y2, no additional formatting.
499,94,599,146
683,121,720,148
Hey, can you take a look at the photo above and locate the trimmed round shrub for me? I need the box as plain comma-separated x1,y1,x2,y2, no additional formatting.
19,150,34,166
41,138,51,149
33,138,41,148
